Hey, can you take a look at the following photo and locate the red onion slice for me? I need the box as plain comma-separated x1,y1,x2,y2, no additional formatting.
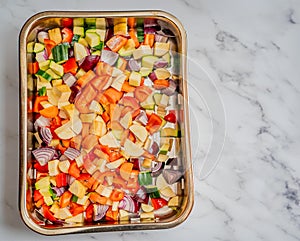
79,55,100,72
101,50,119,66
52,187,65,197
93,205,109,221
148,72,157,81
32,147,56,166
144,19,158,28
135,111,148,125
161,80,177,96
162,169,183,185
39,127,52,145
151,161,164,177
144,27,157,34
132,187,149,203
118,195,140,213
154,60,168,69
149,141,159,155
64,147,80,160
128,59,141,72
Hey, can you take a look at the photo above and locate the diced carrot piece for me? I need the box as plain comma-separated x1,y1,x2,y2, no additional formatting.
128,18,136,28
89,192,107,205
101,111,110,123
70,202,84,216
128,28,139,48
103,87,123,104
44,39,56,56
119,162,134,181
35,198,45,208
105,207,118,221
33,96,48,113
68,161,80,178
121,81,136,93
61,139,71,148
153,79,169,90
39,106,59,118
60,191,73,208
77,70,96,88
106,35,128,52
143,34,155,47
110,189,125,201
27,62,39,74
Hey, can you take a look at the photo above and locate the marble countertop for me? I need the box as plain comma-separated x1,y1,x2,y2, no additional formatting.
0,0,299,240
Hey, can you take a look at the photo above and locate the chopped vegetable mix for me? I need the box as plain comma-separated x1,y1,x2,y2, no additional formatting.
27,17,183,224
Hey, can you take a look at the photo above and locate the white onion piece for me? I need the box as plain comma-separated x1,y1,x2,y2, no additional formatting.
154,206,174,218
37,31,49,43
154,34,168,43
63,73,77,87
64,147,80,160
32,147,56,166
34,116,51,131
101,50,119,66
39,127,52,145
135,111,148,125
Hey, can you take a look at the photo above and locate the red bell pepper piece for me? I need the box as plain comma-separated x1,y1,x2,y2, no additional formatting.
62,57,78,75
85,204,94,222
56,173,67,188
34,162,49,173
68,161,80,178
145,113,163,134
164,112,176,123
62,27,74,43
59,191,73,208
43,204,57,222
77,173,91,181
151,198,168,210
61,18,73,28
33,190,43,202
44,39,56,56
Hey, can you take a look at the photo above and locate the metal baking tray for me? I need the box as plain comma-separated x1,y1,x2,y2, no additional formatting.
19,10,193,235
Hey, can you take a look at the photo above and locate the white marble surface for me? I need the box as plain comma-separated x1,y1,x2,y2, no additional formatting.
0,0,299,240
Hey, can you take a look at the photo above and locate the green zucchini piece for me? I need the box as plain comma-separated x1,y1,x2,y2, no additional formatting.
35,69,52,82
52,44,69,64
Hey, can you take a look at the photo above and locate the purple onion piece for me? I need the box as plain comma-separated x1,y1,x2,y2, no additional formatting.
64,147,80,160
161,80,177,96
144,27,157,34
119,195,140,213
93,205,109,221
34,116,51,130
149,141,159,155
42,50,49,60
52,187,65,197
128,59,141,72
39,127,53,145
68,48,74,58
151,161,164,177
79,55,100,72
68,175,76,185
63,73,77,87
101,49,119,66
154,60,168,69
154,34,168,43
148,72,157,81
135,111,148,125
32,147,56,166
166,158,178,166
144,19,158,28
133,186,149,203
162,169,183,185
